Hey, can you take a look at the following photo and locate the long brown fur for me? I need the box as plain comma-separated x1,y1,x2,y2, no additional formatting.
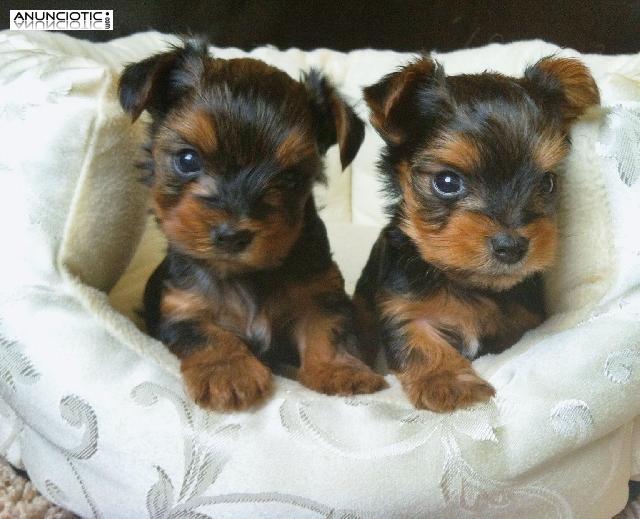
356,55,599,411
120,38,386,411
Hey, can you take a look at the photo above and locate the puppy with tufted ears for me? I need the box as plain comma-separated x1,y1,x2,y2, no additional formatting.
354,56,599,412
119,38,387,411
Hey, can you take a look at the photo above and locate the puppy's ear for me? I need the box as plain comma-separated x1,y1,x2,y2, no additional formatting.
303,70,365,170
363,57,443,145
119,38,209,121
523,56,600,129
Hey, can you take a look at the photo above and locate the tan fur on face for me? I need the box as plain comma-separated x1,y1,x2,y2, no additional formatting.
243,210,306,272
396,160,559,291
275,127,317,167
402,207,558,291
520,216,558,271
151,180,307,275
397,160,497,272
533,130,569,172
403,209,500,271
424,132,483,174
166,107,217,154
152,182,224,258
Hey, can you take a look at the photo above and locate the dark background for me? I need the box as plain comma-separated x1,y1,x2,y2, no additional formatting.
2,0,639,54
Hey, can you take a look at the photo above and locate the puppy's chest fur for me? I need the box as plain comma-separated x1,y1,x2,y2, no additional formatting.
388,284,542,359
145,256,296,357
177,269,277,353
358,226,545,361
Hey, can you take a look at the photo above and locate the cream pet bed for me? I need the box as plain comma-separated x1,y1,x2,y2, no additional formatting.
0,31,639,518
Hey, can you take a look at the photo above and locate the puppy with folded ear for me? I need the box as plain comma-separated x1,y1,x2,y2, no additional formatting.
119,38,387,411
355,55,599,411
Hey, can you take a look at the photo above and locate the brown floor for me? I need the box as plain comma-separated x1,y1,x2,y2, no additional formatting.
0,457,74,519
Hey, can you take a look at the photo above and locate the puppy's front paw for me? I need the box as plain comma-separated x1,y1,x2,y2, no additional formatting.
299,355,388,396
400,369,495,412
181,348,272,411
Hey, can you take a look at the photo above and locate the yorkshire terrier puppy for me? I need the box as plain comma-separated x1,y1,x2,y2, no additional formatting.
119,39,387,411
355,56,599,411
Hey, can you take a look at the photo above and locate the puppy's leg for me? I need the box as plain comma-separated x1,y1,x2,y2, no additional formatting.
382,298,495,411
352,293,380,367
296,309,388,395
179,324,272,411
159,289,272,411
352,231,390,367
291,266,387,395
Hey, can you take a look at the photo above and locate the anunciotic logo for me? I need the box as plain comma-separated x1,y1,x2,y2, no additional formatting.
10,10,113,30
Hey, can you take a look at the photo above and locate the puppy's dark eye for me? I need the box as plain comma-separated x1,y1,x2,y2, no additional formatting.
432,170,465,198
174,149,202,178
541,172,555,194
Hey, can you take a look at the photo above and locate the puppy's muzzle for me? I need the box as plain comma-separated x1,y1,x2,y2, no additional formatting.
211,224,254,253
490,233,529,264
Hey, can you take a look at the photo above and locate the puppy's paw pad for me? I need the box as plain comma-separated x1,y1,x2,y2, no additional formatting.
181,352,272,411
299,359,388,396
403,370,495,412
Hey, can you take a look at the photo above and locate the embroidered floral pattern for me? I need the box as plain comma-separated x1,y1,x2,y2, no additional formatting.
440,434,572,517
58,395,99,460
598,107,640,187
44,479,69,509
0,329,41,393
132,382,241,518
605,349,640,385
549,400,594,444
57,395,101,518
0,397,21,456
279,396,442,459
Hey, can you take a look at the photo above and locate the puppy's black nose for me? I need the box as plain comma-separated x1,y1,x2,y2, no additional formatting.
490,233,529,264
212,224,254,253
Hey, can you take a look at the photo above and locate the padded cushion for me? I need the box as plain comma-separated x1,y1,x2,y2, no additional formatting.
1,30,640,518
